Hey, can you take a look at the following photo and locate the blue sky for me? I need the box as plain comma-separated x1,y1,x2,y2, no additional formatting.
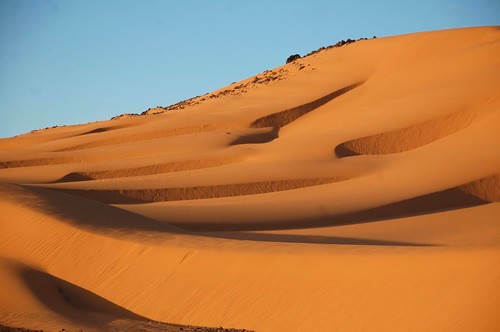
0,0,499,138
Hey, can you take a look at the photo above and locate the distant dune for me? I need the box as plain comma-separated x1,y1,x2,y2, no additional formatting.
1,27,499,331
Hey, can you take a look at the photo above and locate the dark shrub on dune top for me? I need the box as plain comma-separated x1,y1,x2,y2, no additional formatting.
286,54,301,64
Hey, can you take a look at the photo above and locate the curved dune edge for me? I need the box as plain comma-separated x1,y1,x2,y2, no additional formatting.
0,126,114,151
151,187,488,232
59,123,239,152
229,127,278,145
52,177,348,204
460,174,500,202
77,126,115,136
130,176,496,232
54,156,244,183
335,108,478,157
0,153,241,173
49,175,498,230
250,81,364,129
0,156,83,169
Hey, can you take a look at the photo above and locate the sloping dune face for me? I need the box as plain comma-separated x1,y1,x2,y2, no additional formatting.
1,27,500,331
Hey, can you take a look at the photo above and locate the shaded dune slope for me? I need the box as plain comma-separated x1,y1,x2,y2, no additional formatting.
460,174,500,202
123,181,491,232
53,155,244,183
58,123,236,152
335,107,478,157
21,268,144,325
51,177,348,204
1,183,182,235
0,261,250,332
250,81,364,129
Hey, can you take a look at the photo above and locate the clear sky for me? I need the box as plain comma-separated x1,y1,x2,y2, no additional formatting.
0,0,499,138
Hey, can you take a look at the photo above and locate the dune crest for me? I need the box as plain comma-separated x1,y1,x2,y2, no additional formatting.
460,174,500,202
250,81,365,129
51,177,348,204
335,107,478,157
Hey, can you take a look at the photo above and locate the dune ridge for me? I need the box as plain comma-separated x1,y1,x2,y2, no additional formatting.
250,81,364,129
54,156,244,183
52,177,348,204
460,174,500,202
0,156,84,169
336,107,478,157
59,124,238,152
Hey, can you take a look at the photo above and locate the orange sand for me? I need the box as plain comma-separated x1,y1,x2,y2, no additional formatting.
1,26,500,331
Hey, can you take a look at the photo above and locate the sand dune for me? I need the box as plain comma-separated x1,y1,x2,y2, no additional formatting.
460,173,500,202
53,155,245,183
250,81,364,129
1,27,500,331
50,177,348,204
0,260,248,332
335,107,478,156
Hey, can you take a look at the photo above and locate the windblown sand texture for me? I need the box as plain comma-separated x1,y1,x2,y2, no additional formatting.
1,27,500,331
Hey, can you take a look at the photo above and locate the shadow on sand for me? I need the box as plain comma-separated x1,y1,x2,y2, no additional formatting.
20,267,250,331
4,183,486,247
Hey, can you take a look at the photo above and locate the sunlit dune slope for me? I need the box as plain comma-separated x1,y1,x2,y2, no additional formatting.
1,26,500,331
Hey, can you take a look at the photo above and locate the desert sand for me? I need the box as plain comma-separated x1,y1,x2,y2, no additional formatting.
1,26,499,331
